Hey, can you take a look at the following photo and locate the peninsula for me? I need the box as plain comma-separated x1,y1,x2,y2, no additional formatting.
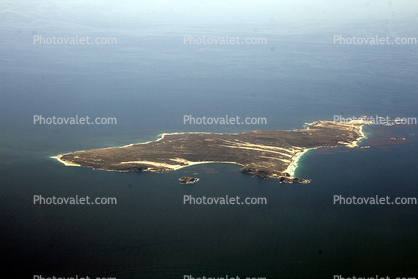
54,121,369,183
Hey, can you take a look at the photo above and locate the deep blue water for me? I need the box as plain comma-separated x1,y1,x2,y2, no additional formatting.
1,2,418,278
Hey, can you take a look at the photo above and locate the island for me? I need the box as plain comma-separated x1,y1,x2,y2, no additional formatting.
53,120,370,183
179,177,200,184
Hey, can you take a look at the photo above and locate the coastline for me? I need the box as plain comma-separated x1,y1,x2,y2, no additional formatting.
357,124,368,145
344,124,368,147
52,153,244,172
284,122,369,177
51,131,240,166
284,148,315,178
51,155,81,167
51,121,370,181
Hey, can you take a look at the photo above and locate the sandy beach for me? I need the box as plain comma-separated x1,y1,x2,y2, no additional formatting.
52,120,370,179
51,155,81,167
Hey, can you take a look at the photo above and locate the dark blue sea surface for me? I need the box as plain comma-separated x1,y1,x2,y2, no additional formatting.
1,2,418,278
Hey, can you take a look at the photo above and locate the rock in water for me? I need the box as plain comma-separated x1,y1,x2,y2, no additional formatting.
179,177,199,184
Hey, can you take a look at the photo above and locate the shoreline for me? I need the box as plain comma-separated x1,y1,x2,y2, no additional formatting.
284,122,369,177
345,124,368,147
284,148,315,177
51,155,81,167
52,153,245,172
51,131,240,166
51,121,370,179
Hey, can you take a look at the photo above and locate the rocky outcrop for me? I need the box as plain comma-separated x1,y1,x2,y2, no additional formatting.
240,168,310,183
179,177,199,184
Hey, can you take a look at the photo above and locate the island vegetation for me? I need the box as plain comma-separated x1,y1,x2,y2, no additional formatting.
54,121,369,183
